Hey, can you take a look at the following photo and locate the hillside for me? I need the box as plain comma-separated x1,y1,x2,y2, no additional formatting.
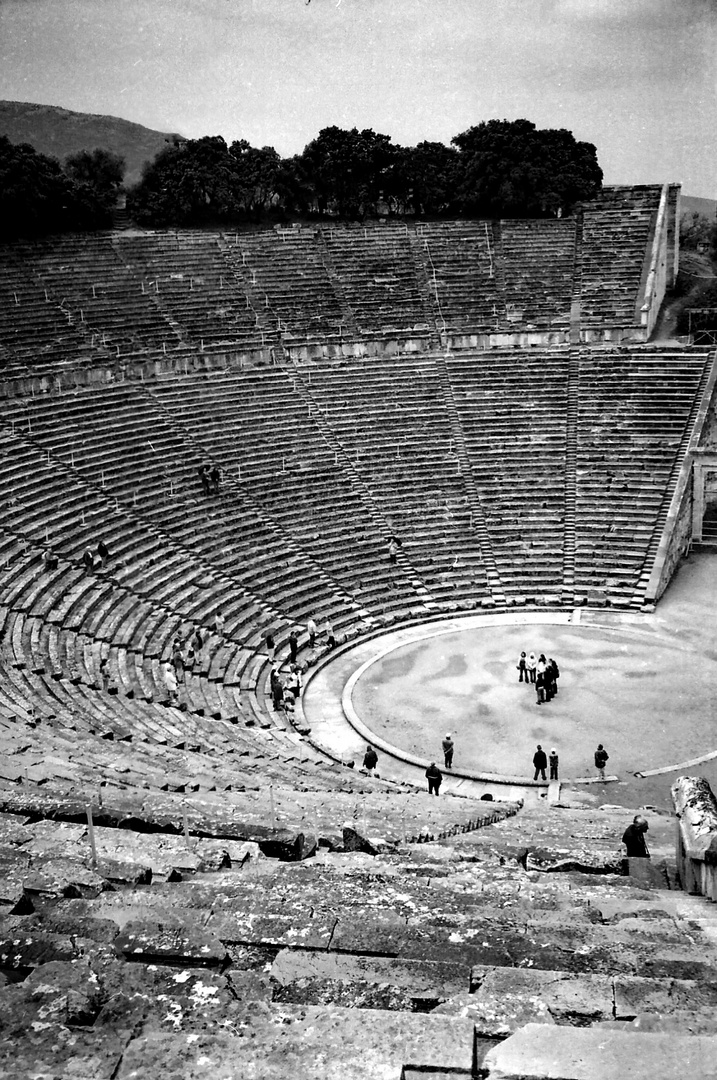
0,100,182,186
682,194,717,220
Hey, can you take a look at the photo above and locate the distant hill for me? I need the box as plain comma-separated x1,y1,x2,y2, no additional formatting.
0,101,183,186
682,195,717,220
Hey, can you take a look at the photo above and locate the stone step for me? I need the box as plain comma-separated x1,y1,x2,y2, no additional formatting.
114,1005,478,1079
483,1022,717,1080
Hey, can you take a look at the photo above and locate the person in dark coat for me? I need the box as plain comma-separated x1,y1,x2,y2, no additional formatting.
517,652,529,683
549,657,560,695
82,547,94,571
288,630,299,664
270,667,284,712
442,733,454,769
594,743,609,780
363,745,378,775
622,816,649,858
533,744,548,781
209,464,222,495
426,762,443,795
198,463,211,496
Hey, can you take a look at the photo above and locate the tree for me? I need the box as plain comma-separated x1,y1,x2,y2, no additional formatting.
64,148,125,223
389,141,461,217
680,212,717,254
451,119,602,217
297,126,397,218
0,135,77,238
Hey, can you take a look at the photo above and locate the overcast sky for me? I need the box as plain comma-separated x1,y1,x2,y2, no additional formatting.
1,0,715,197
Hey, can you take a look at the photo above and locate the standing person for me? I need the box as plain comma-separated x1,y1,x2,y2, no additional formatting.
209,464,222,495
533,744,548,781
549,748,559,780
307,616,317,649
286,664,302,700
323,618,336,649
622,815,650,858
363,745,378,776
527,652,537,684
171,639,185,684
388,538,399,565
535,667,546,705
549,657,560,695
425,762,443,795
214,610,225,637
544,660,555,702
191,626,204,666
270,667,284,712
288,630,299,665
198,463,211,496
442,733,454,769
594,743,609,781
164,662,179,704
264,630,276,661
97,539,110,563
82,546,94,571
517,651,529,683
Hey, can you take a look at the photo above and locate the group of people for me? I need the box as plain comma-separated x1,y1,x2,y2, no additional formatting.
360,739,453,796
81,539,110,572
270,663,303,715
532,742,610,782
198,462,222,496
518,651,560,704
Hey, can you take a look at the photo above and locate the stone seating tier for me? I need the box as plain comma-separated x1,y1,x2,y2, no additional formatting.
3,786,717,1079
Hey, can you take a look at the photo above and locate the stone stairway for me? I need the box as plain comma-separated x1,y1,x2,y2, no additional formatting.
4,794,717,1078
435,353,506,606
560,350,579,603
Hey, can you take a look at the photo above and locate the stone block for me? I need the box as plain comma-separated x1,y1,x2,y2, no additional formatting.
271,950,468,1008
483,1022,717,1080
469,966,614,1025
258,829,317,862
207,910,335,950
116,1005,476,1079
114,918,228,967
342,824,395,855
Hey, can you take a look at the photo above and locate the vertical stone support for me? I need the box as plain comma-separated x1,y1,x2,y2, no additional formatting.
672,775,717,900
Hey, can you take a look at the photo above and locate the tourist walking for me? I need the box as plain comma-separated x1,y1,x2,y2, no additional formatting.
549,748,559,780
622,815,650,858
517,652,529,683
533,744,548,781
363,745,378,776
425,762,443,795
442,733,454,769
594,744,609,781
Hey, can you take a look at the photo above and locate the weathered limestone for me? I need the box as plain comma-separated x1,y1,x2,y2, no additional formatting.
483,1023,717,1080
114,918,228,966
115,1005,477,1079
672,776,717,900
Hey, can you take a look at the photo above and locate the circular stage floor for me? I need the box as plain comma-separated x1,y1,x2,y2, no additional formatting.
351,621,714,780
303,551,717,810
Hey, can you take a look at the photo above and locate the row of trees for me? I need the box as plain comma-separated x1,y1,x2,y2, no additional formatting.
128,120,603,226
1,119,603,236
0,136,125,239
